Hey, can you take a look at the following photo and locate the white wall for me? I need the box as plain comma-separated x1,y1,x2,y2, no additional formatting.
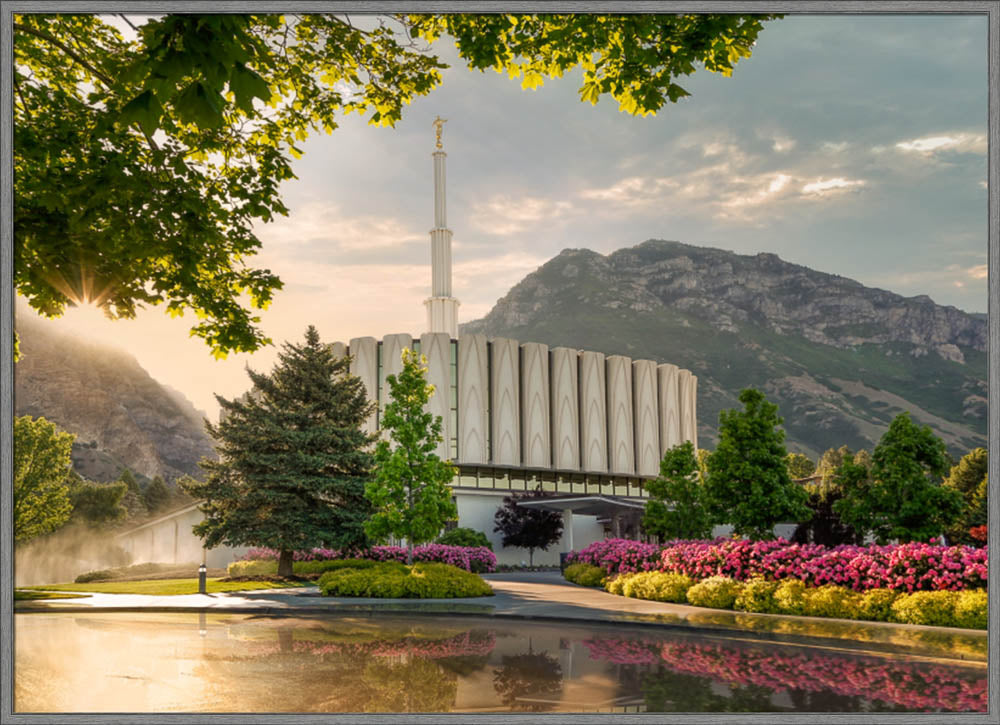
454,490,604,566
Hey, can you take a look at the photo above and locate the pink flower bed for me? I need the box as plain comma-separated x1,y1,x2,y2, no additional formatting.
569,538,987,593
582,637,987,712
238,544,497,573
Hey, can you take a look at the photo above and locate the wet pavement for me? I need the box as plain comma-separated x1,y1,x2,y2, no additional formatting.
16,571,987,663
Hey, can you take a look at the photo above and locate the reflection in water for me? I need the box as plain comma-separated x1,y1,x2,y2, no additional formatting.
14,613,987,713
493,649,563,711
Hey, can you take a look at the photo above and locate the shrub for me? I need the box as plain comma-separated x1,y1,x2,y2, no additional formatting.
568,538,661,574
564,563,606,587
803,585,860,619
686,576,742,609
74,569,117,583
318,561,493,598
605,575,626,596
855,588,900,621
238,544,497,573
436,527,493,550
953,590,988,629
772,579,809,615
227,559,278,577
734,577,780,613
294,558,378,575
890,591,957,627
621,571,693,603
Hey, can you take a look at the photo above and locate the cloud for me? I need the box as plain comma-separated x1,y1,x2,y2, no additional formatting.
822,141,850,153
772,137,796,152
579,176,680,208
255,201,423,252
967,264,987,279
469,194,575,236
801,177,866,195
894,133,987,155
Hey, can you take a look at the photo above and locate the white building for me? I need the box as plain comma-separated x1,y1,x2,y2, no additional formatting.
118,119,699,567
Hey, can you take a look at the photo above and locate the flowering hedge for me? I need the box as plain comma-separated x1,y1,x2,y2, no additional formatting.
238,544,497,573
568,538,987,593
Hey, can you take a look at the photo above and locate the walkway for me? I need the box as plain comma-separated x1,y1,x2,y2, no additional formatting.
16,571,986,663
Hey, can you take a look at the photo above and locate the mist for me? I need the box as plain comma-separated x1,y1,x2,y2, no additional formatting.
14,524,132,587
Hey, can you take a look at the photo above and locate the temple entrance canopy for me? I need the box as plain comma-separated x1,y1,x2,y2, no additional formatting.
515,495,646,552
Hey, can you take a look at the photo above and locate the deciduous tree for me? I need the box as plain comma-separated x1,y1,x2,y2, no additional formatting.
833,413,964,544
493,487,565,566
703,388,811,540
643,441,714,541
364,349,458,565
13,415,74,542
14,13,779,358
182,325,374,576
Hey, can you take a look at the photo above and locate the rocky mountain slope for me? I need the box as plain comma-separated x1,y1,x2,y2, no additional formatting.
462,240,987,459
14,314,216,484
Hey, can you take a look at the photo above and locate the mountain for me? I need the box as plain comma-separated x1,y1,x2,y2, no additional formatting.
461,240,987,460
14,314,217,485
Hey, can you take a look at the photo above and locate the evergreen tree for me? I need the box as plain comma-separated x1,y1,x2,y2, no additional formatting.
364,349,458,565
66,470,128,528
833,413,964,544
703,388,811,540
493,487,565,566
13,415,74,542
143,475,171,514
182,325,375,576
943,448,988,544
117,469,149,520
642,441,714,541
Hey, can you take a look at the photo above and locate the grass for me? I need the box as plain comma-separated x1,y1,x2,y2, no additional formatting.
21,578,309,596
15,590,91,601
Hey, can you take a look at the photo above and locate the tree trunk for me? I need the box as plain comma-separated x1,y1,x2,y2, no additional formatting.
407,539,414,566
277,549,294,577
529,548,534,567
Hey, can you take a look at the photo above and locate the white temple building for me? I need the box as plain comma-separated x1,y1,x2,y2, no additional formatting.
117,119,699,567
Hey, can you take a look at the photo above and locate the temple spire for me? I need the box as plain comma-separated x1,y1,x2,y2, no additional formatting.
424,116,460,337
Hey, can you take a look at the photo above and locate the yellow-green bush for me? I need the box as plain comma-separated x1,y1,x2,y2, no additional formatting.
605,575,627,596
563,563,606,587
773,579,809,615
803,585,861,619
890,591,957,627
621,571,693,603
318,561,493,599
227,559,278,577
685,576,743,609
953,590,988,630
734,577,780,613
855,588,900,621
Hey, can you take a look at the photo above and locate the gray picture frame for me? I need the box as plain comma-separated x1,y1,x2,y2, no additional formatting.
2,1,997,723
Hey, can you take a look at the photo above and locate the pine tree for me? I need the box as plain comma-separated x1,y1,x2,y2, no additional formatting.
182,326,375,576
703,388,811,540
364,349,458,565
143,475,171,514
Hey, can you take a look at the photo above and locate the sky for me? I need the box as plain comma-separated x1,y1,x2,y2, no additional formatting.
17,13,989,421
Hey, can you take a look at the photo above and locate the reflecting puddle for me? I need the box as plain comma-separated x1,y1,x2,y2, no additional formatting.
15,612,987,713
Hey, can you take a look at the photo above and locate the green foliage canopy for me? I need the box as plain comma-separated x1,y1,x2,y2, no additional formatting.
13,415,75,542
66,471,128,528
785,452,816,480
833,413,964,544
364,349,458,565
642,441,714,541
702,388,811,540
14,12,779,358
943,448,988,544
182,325,374,575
